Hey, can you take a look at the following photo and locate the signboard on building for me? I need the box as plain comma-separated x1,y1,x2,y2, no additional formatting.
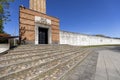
35,16,51,25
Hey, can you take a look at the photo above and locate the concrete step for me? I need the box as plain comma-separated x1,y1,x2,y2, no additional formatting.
9,47,55,53
0,48,86,78
0,48,81,67
11,45,72,51
0,49,89,80
0,48,73,61
31,49,91,80
57,51,92,80
0,45,90,80
8,46,77,54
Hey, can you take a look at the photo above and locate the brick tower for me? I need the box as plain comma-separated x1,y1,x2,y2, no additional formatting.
30,0,46,14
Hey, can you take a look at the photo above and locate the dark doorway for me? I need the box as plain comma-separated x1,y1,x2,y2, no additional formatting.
38,27,48,44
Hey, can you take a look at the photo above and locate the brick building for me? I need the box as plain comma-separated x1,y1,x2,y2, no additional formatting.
19,0,60,44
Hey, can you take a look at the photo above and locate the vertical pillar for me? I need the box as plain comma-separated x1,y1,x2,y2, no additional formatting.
30,0,46,14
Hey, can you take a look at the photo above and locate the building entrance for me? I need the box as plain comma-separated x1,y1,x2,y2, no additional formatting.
38,27,48,44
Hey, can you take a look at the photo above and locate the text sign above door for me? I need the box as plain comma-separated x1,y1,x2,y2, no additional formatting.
35,16,51,25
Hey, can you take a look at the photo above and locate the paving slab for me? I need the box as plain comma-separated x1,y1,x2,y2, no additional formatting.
95,49,120,80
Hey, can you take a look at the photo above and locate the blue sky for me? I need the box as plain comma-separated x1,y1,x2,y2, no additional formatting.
4,0,120,38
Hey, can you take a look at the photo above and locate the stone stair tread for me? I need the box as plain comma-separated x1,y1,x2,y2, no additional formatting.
31,50,90,80
0,49,65,61
0,48,75,60
0,45,90,80
0,48,80,67
1,49,86,78
0,51,85,79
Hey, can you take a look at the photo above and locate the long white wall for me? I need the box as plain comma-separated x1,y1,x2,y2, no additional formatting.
60,31,120,46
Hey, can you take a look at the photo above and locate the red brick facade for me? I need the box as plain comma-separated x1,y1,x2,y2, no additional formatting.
19,6,60,44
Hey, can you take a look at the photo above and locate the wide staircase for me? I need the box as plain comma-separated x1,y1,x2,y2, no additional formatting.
0,44,92,80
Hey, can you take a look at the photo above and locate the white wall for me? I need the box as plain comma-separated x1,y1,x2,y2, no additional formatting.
60,31,120,46
0,44,10,53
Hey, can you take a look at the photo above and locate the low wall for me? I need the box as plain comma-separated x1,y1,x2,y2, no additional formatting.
0,44,10,54
60,31,120,46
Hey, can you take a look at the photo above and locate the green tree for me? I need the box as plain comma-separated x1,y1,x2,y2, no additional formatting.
0,4,4,33
0,0,14,33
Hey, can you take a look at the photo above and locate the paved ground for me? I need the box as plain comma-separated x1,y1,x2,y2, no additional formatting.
95,47,120,80
62,46,120,80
